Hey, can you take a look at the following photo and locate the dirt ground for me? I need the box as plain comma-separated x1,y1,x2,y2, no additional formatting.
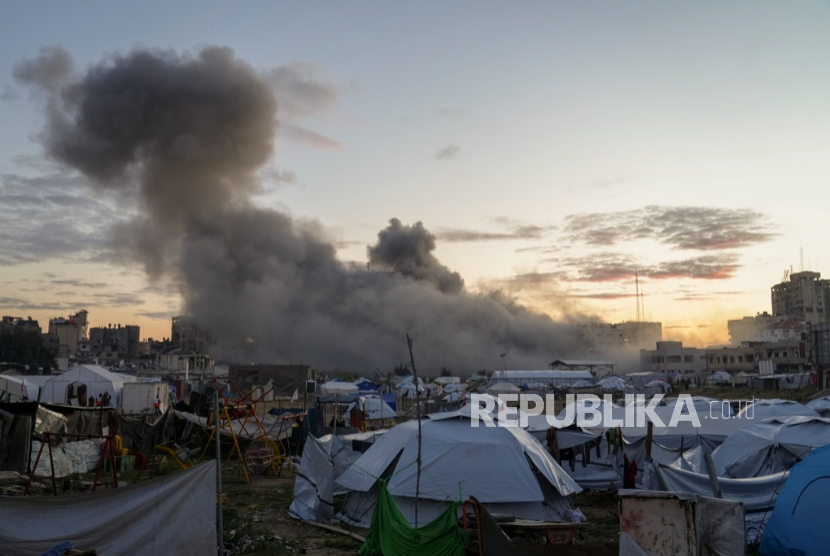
219,464,623,556
221,468,365,556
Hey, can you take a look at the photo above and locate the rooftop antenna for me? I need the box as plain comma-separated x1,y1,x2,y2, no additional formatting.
634,271,641,322
641,285,646,323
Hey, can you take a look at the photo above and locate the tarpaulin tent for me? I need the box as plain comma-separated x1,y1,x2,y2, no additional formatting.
336,413,580,528
487,382,520,395
760,444,830,556
736,399,818,420
345,396,397,421
712,415,830,478
806,396,830,417
39,365,135,406
0,375,38,402
289,432,381,521
320,381,359,396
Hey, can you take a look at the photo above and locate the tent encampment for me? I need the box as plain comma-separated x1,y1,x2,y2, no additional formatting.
760,444,830,556
335,413,581,527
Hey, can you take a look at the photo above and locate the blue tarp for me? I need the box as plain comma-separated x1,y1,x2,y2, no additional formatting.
760,444,830,556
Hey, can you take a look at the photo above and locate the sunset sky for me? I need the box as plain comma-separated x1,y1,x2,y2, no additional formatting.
1,2,829,349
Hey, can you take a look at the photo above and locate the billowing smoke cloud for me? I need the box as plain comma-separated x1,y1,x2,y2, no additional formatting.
17,46,586,372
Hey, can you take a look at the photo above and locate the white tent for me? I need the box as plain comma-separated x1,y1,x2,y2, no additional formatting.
442,392,461,402
665,396,733,418
335,414,581,527
712,415,830,478
735,399,818,420
442,383,465,393
599,376,632,392
806,396,830,418
0,375,38,401
708,371,731,383
319,381,359,396
289,432,379,521
39,365,135,406
345,396,397,421
487,382,521,394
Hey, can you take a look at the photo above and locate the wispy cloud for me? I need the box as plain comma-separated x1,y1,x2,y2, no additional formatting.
435,107,464,116
437,217,556,243
435,144,461,160
565,205,774,250
554,252,741,282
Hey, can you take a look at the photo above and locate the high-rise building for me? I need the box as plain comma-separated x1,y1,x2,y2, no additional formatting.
89,324,141,359
171,316,210,353
615,321,663,350
771,271,830,325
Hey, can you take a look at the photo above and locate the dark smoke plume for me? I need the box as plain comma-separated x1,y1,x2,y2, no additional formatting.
17,46,585,372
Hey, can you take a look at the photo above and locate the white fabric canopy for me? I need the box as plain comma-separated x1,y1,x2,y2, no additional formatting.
320,381,359,395
0,375,38,401
39,365,135,406
487,382,520,394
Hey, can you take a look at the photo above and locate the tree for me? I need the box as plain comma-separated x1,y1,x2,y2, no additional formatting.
0,329,57,368
393,363,410,376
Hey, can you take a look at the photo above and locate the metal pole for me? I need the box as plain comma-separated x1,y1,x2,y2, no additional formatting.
406,334,422,528
215,392,224,555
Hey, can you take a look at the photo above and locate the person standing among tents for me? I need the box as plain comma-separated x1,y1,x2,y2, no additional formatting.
102,391,111,407
96,394,103,407
153,396,161,415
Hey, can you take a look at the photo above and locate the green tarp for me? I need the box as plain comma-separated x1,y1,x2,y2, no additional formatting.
359,483,465,556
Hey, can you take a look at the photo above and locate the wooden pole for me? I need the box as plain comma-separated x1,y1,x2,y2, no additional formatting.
645,421,654,459
407,334,422,528
704,451,723,499
216,393,224,555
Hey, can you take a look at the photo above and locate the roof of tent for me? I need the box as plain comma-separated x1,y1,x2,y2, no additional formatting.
760,444,830,556
491,370,593,381
807,396,830,413
0,375,38,401
336,416,580,503
736,399,818,420
713,415,830,478
46,365,129,384
320,381,359,395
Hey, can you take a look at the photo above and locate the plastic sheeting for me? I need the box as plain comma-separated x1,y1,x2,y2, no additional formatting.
0,461,217,556
30,438,103,478
359,483,464,556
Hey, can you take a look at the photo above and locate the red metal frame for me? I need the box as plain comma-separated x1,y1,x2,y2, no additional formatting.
24,432,120,496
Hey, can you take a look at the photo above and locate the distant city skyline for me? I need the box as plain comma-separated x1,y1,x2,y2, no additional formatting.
2,2,829,354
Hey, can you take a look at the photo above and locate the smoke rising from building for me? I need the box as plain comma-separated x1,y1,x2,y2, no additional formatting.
17,46,586,372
